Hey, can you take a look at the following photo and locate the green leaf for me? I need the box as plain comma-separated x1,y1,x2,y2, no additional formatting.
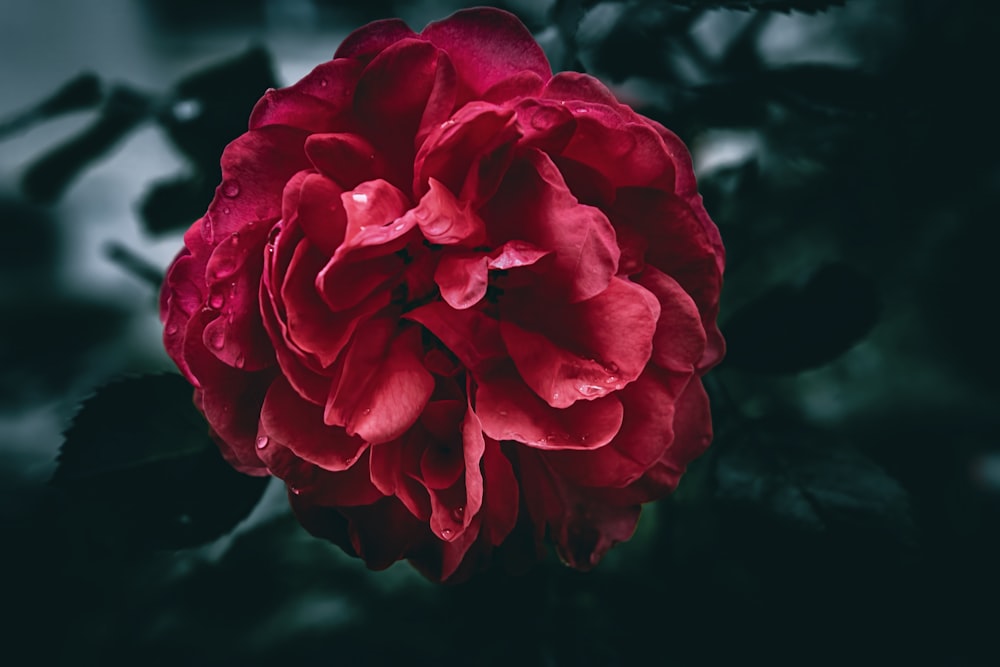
665,0,846,13
54,374,269,549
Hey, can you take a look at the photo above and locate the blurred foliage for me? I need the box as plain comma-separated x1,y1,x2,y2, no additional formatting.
1,0,998,665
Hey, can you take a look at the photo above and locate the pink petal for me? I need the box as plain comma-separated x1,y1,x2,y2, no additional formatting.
421,8,551,101
476,368,624,450
482,149,619,303
260,375,368,472
434,252,489,310
487,240,550,270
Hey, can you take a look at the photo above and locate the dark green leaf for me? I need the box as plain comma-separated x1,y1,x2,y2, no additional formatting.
664,0,845,12
54,374,269,549
0,72,102,140
21,85,152,203
722,262,880,373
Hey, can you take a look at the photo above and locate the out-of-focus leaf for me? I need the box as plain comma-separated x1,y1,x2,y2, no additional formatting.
714,423,914,544
723,262,880,374
0,295,129,409
138,173,217,235
0,72,102,140
21,85,152,203
54,374,269,549
665,0,845,12
0,195,60,289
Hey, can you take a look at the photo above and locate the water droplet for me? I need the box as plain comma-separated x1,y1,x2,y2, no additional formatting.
289,485,302,495
440,119,457,129
222,180,240,198
209,293,225,309
393,223,405,232
352,192,368,204
602,363,619,374
318,78,329,88
222,207,231,215
229,232,240,244
577,383,605,397
552,391,561,401
165,323,179,335
530,106,563,131
362,408,371,415
441,528,453,538
256,435,269,449
498,410,508,417
202,217,216,244
452,506,465,521
229,281,238,297
573,107,588,114
605,376,617,384
235,354,246,369
208,328,225,350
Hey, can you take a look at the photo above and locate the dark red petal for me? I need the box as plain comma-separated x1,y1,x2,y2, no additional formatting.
514,99,577,153
344,497,429,570
517,449,640,570
183,307,272,474
162,224,211,384
434,252,489,310
545,368,685,488
294,172,346,258
203,126,311,246
399,177,487,246
476,369,624,450
304,133,393,191
260,375,368,472
421,8,551,100
483,149,619,302
354,38,442,169
248,59,361,133
558,103,676,192
413,102,520,205
481,439,518,546
635,266,707,373
335,18,417,62
426,404,486,542
404,302,506,375
369,437,432,520
481,70,546,103
282,239,389,367
201,218,275,371
326,322,434,444
500,277,659,408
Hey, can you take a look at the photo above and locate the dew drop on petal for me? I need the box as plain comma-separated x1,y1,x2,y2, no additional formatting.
605,376,617,384
202,217,216,244
577,383,605,397
441,528,453,538
362,408,372,415
208,328,225,350
256,435,269,449
498,410,508,417
352,192,368,204
319,78,328,88
222,180,240,198
223,207,231,215
235,354,246,369
209,293,225,309
165,323,179,335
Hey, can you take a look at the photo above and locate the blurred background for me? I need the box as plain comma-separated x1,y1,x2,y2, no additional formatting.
1,0,997,664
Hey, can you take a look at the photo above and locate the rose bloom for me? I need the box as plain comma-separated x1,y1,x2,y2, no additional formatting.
161,8,724,581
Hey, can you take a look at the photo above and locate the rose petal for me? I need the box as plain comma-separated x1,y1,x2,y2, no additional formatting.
514,99,577,153
304,133,394,192
421,8,551,101
434,252,489,310
483,149,619,303
325,322,434,444
204,126,312,245
249,59,361,133
635,266,707,373
370,433,432,520
414,103,520,205
335,18,417,62
500,277,659,408
481,440,518,546
404,302,506,375
260,375,368,472
476,369,624,450
294,172,346,258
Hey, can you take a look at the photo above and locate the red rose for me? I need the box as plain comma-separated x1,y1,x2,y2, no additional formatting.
160,7,724,581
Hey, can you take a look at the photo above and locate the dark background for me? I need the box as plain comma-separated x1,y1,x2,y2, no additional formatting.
1,1,997,665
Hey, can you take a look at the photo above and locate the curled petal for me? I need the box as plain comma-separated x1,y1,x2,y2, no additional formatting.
305,133,393,191
401,178,487,246
249,59,362,132
476,370,624,450
335,18,417,62
435,252,488,310
405,302,506,374
260,376,368,472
